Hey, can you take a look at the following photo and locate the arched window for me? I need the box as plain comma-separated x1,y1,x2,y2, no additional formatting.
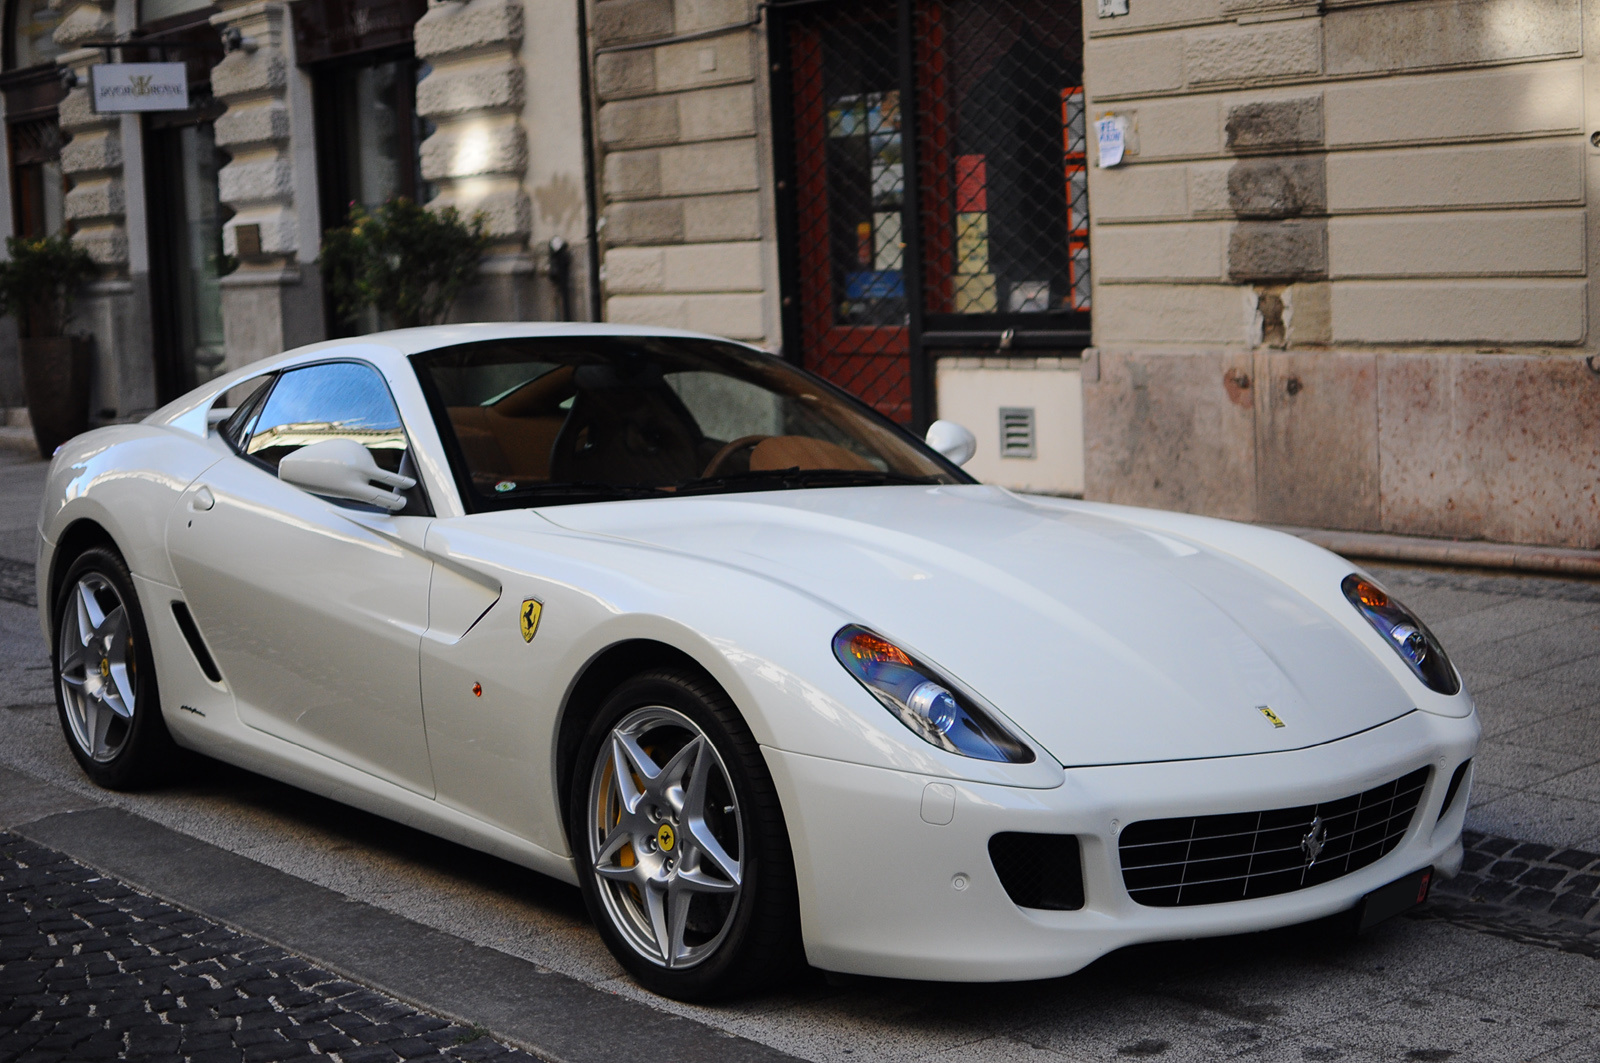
6,0,60,72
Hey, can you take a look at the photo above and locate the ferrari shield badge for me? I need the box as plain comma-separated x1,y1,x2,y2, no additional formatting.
1258,705,1286,728
519,598,543,643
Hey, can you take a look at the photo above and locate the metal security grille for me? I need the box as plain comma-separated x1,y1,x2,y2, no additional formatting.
772,0,1086,427
781,5,909,420
1119,767,1431,908
915,1,1089,324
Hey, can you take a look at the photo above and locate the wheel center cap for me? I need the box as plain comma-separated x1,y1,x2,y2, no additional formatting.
657,823,675,853
99,658,109,679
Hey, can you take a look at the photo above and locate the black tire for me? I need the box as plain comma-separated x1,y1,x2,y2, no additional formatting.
52,545,177,790
570,668,802,1001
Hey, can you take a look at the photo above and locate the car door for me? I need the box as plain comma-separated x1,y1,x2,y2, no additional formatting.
165,360,437,796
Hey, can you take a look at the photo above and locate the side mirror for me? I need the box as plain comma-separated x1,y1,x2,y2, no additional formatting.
925,419,976,466
278,438,416,512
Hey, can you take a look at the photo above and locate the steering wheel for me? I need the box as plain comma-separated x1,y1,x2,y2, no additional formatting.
701,435,772,478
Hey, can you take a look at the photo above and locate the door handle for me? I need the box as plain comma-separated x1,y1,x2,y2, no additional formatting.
190,486,215,512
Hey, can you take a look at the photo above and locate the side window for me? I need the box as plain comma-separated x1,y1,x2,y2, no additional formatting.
245,362,409,476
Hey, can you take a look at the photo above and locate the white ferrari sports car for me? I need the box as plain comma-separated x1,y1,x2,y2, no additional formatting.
36,323,1478,1000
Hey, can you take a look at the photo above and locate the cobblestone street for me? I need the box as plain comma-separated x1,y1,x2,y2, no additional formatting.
0,834,536,1063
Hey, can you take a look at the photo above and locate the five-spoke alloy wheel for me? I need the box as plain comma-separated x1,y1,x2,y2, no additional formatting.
587,705,743,969
53,546,174,789
572,669,799,1000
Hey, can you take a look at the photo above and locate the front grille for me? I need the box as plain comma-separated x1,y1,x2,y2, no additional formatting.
1119,767,1430,908
989,832,1084,910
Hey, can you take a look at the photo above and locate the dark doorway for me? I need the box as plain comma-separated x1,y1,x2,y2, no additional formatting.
133,7,228,403
294,0,430,337
770,0,1087,429
145,112,228,401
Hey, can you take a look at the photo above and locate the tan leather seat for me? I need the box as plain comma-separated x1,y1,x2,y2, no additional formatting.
749,436,876,472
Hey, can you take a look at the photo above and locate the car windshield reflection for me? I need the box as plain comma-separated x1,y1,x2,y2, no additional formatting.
412,336,968,509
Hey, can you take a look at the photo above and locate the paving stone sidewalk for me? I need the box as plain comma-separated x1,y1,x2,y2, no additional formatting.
1428,830,1600,962
0,833,540,1063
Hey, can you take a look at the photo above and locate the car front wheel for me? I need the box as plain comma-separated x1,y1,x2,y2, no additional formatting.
53,546,175,789
572,669,800,1000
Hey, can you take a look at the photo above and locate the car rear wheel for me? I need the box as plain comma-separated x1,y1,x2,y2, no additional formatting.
571,669,800,1000
53,546,175,790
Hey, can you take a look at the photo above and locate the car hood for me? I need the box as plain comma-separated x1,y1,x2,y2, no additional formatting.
539,485,1414,767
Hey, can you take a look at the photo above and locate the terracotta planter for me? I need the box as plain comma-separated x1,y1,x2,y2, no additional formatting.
20,335,91,459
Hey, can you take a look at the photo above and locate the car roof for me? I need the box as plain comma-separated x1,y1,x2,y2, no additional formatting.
285,322,750,358
145,322,768,439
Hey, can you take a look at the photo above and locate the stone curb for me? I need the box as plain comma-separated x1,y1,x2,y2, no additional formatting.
1273,524,1600,579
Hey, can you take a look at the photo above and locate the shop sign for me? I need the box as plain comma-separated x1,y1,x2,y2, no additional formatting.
90,63,189,113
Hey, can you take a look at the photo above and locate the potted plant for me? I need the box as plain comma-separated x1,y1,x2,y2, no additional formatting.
319,198,489,330
0,233,97,458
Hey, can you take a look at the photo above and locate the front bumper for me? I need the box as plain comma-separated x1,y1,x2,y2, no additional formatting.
764,708,1478,981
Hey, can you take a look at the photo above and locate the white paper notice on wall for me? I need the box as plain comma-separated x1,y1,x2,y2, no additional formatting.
1097,0,1130,16
1095,115,1127,168
90,63,189,113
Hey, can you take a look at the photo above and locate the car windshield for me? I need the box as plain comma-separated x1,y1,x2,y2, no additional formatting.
412,336,969,508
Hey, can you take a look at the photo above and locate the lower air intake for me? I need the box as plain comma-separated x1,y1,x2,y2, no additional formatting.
989,832,1084,911
1119,767,1430,908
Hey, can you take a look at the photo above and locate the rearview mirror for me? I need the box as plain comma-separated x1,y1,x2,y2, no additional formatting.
925,419,976,466
278,438,416,512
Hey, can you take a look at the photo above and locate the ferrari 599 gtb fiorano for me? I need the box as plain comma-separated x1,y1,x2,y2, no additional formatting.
37,324,1477,1000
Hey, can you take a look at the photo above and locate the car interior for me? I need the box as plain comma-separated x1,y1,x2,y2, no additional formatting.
414,338,945,504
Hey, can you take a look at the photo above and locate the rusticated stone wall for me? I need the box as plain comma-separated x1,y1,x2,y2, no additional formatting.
209,0,324,370
589,0,778,346
1080,0,1600,549
413,0,591,322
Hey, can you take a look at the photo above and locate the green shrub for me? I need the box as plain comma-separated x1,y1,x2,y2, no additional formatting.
319,199,489,330
0,233,96,338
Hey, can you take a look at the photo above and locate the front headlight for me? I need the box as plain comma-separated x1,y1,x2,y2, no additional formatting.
832,625,1034,763
1341,574,1460,695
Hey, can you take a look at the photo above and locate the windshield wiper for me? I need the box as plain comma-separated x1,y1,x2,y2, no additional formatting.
493,481,670,503
675,468,942,496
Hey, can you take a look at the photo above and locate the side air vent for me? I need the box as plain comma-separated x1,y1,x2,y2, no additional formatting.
170,602,222,683
988,832,1084,910
1437,759,1471,823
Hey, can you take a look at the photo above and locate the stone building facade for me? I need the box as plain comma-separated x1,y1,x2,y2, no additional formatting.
1078,0,1600,549
0,0,592,424
580,0,1599,549
1,0,1596,550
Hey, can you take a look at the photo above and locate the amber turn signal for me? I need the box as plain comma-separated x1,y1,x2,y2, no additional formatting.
1352,580,1389,610
846,630,913,667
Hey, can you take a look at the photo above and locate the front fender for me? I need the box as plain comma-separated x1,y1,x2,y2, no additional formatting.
426,517,1066,795
38,424,227,641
